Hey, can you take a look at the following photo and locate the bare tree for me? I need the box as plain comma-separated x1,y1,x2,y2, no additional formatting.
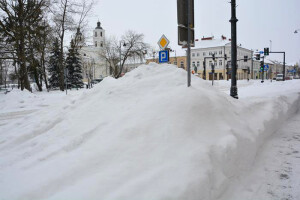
51,0,74,91
39,21,53,91
0,60,12,88
99,37,120,77
51,0,94,91
73,0,94,49
99,31,149,78
117,31,149,78
0,0,49,91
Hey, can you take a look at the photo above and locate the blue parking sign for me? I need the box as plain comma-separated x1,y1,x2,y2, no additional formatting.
159,50,169,63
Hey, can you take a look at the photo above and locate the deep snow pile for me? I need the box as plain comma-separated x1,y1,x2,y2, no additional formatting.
0,63,299,200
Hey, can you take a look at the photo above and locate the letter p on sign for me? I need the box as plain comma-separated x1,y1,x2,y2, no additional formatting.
159,50,169,63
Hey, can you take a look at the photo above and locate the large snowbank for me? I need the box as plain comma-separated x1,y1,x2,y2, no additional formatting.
0,63,300,200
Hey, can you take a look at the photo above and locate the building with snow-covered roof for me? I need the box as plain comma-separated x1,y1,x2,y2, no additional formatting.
191,35,254,80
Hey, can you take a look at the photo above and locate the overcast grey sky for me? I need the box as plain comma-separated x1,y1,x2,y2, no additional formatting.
88,0,300,64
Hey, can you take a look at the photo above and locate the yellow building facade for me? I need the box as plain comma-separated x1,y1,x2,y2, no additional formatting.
146,56,187,70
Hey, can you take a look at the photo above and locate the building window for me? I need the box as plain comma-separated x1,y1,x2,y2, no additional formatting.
209,52,212,55
197,61,200,67
219,60,222,66
197,52,200,57
95,32,97,37
219,51,222,55
192,61,195,67
100,42,103,47
192,53,195,57
95,41,97,47
203,52,206,56
100,32,102,37
180,61,184,69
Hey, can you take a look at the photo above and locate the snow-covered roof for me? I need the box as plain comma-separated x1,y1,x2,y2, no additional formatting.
193,38,231,49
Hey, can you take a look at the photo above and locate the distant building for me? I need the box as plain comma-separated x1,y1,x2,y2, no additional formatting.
146,56,187,70
191,35,253,80
78,21,108,82
145,35,292,81
93,21,105,48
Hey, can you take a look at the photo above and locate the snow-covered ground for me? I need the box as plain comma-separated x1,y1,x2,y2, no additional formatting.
0,63,299,200
219,110,300,200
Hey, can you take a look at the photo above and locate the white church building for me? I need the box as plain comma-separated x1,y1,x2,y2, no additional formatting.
79,21,108,82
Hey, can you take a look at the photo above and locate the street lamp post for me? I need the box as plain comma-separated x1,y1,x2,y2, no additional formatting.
251,49,254,79
230,0,238,99
120,41,126,75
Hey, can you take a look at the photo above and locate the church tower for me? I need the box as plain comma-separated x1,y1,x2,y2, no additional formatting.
93,21,105,48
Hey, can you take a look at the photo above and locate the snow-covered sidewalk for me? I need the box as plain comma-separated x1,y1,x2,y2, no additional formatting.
218,108,300,200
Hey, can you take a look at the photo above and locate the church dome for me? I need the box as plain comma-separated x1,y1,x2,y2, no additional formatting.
95,21,103,29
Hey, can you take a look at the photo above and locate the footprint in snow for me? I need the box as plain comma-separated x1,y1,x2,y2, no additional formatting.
279,173,289,180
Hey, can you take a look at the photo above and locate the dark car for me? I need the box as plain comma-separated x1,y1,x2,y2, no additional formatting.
91,78,103,84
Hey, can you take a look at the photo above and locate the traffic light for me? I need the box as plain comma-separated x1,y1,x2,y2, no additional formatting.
264,48,269,56
177,0,195,47
255,54,260,60
224,54,227,60
244,56,248,62
177,0,194,28
260,61,264,71
212,53,215,61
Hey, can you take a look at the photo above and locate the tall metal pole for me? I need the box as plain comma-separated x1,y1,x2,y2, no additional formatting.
212,63,215,85
283,52,286,81
187,0,191,87
203,60,206,80
261,56,264,83
120,41,122,70
251,50,254,79
230,0,238,99
226,62,229,81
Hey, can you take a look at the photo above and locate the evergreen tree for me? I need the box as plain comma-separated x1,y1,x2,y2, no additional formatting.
48,38,61,89
66,39,83,89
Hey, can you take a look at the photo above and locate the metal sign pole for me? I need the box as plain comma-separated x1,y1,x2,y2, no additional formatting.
283,52,286,81
187,0,191,87
212,64,214,86
230,0,238,99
